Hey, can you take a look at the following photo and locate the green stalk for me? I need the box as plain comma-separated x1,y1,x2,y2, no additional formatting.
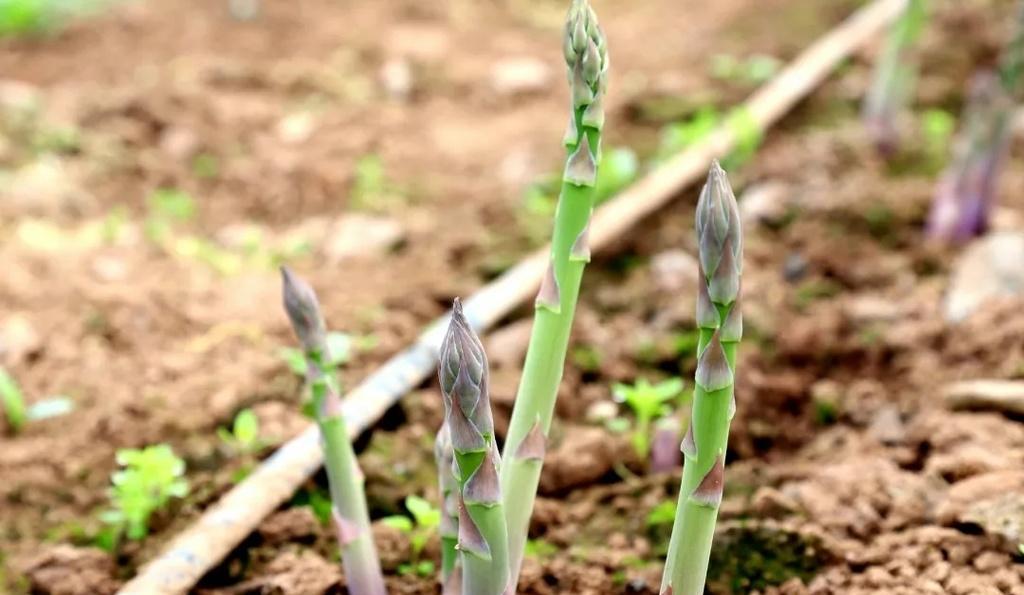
280,268,386,595
439,300,509,595
434,425,460,586
500,0,609,584
660,163,742,595
999,0,1024,98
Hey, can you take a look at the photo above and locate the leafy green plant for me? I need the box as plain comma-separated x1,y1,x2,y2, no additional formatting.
612,377,686,459
381,495,441,577
0,0,60,36
217,408,263,456
647,500,677,527
657,106,762,169
99,445,189,549
0,367,27,433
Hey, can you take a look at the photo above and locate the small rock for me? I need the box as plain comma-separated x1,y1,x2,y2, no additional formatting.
944,380,1024,416
783,252,809,282
740,181,790,225
159,126,200,159
584,400,619,423
324,214,404,262
937,470,1024,550
490,57,551,96
650,249,699,291
276,112,316,145
945,232,1024,323
0,314,41,365
868,406,905,445
2,157,93,217
380,58,413,101
845,295,901,323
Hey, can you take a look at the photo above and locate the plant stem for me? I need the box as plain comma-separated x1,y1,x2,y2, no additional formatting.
501,1,608,584
661,163,742,595
280,268,386,595
435,425,460,584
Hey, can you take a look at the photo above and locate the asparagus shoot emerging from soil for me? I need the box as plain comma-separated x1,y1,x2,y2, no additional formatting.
862,0,926,156
500,0,609,584
925,72,1014,244
439,299,509,595
280,267,386,595
661,162,743,595
927,3,1023,244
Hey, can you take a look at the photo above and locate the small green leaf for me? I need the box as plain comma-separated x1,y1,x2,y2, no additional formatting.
0,368,27,432
148,189,196,222
405,495,440,529
233,409,259,447
415,560,435,576
381,515,414,533
646,500,677,526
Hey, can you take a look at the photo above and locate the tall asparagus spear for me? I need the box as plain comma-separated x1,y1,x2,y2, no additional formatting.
280,268,386,595
500,0,609,584
439,300,509,595
660,162,742,595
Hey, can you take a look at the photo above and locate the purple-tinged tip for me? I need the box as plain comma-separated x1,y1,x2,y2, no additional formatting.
695,331,733,393
690,455,725,508
445,396,486,453
280,266,327,354
514,418,547,462
536,261,562,313
696,265,720,330
442,565,463,595
696,163,742,304
661,585,674,595
439,299,492,437
456,498,491,560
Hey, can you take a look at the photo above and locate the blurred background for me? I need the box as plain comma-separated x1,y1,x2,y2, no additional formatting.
1,0,1022,593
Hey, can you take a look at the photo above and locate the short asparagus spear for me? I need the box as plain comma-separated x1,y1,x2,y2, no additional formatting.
660,162,742,595
439,299,509,595
926,4,1021,243
500,0,609,584
280,267,386,595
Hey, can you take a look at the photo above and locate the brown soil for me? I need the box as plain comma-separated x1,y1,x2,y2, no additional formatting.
2,0,1023,594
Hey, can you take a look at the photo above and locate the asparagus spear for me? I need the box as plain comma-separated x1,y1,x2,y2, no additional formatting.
660,162,743,595
439,299,509,595
862,0,927,156
500,0,609,584
280,268,386,595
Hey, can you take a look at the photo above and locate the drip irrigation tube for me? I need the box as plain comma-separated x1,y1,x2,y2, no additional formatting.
119,0,907,591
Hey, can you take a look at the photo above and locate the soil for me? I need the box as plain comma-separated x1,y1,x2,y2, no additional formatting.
2,0,1024,594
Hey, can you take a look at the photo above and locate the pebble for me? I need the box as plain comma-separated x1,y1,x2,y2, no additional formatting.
739,181,790,225
944,232,1024,323
490,57,551,96
584,400,618,423
380,58,413,101
323,214,405,262
0,315,41,365
276,112,316,145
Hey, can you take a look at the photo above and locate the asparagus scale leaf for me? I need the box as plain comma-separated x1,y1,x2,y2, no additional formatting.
660,162,743,595
500,1,609,587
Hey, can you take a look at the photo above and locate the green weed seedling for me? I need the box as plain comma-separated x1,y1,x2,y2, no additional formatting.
612,377,686,460
217,408,263,456
381,495,441,577
710,53,782,86
0,367,27,433
98,445,189,550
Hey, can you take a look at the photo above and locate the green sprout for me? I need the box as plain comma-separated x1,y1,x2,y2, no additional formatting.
0,0,62,36
646,500,677,528
381,495,442,577
98,445,189,549
144,188,196,244
217,408,264,456
351,154,404,211
921,108,955,166
0,367,27,433
612,377,685,460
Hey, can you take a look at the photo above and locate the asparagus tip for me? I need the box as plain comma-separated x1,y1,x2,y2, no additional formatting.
280,266,327,354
